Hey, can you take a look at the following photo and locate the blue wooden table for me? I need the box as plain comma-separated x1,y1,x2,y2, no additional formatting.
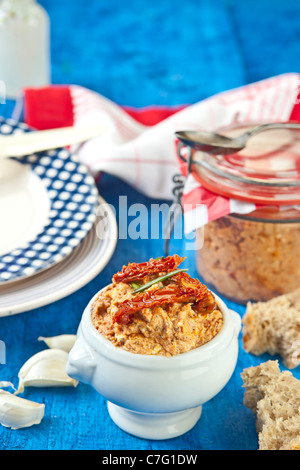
1,0,300,451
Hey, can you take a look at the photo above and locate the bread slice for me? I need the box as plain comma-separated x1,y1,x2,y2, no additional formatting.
241,360,300,450
242,288,300,369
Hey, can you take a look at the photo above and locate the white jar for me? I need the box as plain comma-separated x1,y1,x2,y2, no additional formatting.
66,287,241,440
0,0,50,99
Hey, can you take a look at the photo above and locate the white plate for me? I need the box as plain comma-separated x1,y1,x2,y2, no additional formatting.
0,196,117,316
0,117,99,283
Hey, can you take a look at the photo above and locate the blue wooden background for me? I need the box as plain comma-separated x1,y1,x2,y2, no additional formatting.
0,0,300,450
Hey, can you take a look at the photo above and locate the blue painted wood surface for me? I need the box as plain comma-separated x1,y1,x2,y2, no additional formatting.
0,0,300,450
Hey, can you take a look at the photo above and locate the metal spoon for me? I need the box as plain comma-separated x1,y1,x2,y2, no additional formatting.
175,122,300,156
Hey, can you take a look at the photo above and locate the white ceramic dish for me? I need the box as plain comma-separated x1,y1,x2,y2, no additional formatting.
0,196,117,316
66,288,241,440
0,117,99,283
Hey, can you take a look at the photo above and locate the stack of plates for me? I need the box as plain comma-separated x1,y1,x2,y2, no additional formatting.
0,118,117,317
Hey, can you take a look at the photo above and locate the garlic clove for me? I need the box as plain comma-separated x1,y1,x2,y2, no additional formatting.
15,348,78,395
38,334,76,353
0,381,15,390
0,389,45,429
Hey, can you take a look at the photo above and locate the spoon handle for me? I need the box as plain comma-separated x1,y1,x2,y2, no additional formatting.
244,122,300,139
0,124,108,158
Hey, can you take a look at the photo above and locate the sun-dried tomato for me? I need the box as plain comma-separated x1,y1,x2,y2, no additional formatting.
112,254,185,284
172,271,216,314
113,271,216,324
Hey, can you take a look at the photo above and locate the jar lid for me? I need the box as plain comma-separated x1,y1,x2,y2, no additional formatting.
188,124,300,205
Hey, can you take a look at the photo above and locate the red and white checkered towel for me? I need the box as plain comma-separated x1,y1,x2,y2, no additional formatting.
20,72,300,233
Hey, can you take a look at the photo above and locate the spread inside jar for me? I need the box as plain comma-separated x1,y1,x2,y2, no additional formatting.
91,255,224,356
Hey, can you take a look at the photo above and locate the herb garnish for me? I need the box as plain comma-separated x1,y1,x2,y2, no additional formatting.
131,268,188,294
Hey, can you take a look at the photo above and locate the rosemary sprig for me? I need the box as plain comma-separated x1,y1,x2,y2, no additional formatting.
130,282,142,290
131,268,188,294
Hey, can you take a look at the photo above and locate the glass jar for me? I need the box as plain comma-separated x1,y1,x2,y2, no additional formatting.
196,208,300,303
187,124,300,303
0,0,50,99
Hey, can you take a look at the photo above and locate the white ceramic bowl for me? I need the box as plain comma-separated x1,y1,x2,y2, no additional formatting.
66,287,241,440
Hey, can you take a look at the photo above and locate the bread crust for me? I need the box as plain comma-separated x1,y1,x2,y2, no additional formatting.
241,360,300,450
242,288,300,369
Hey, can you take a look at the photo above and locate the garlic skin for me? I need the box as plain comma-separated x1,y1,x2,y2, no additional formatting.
15,348,78,395
0,381,15,390
38,334,76,353
0,390,45,429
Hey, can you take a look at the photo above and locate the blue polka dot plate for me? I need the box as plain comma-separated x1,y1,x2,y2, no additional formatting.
0,117,99,283
0,196,117,316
